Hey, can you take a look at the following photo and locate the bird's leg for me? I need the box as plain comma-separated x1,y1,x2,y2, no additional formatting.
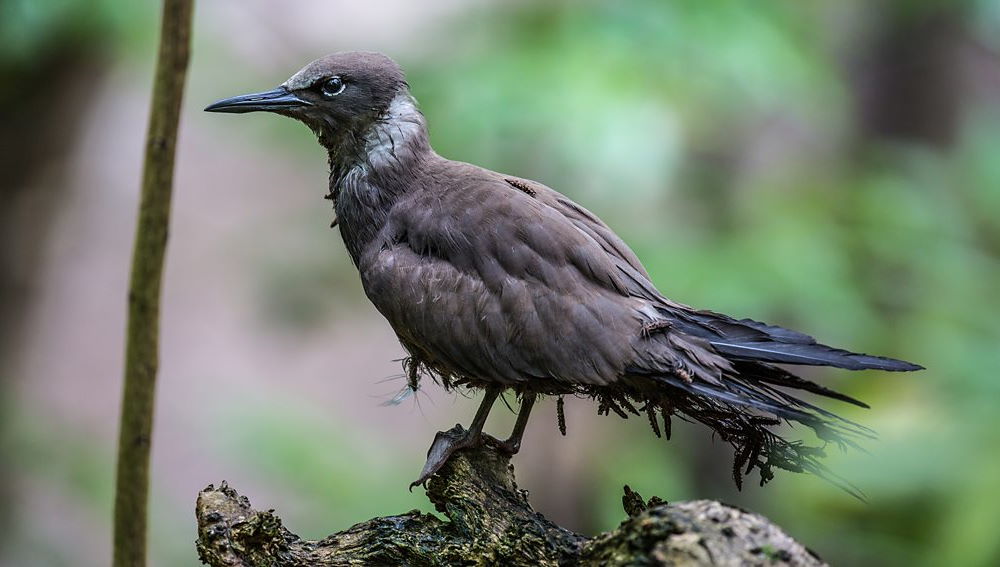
410,386,501,489
497,393,536,455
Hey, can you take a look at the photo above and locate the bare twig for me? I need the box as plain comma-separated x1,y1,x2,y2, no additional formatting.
112,1,193,565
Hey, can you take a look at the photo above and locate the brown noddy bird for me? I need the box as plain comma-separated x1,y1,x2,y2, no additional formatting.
206,52,921,493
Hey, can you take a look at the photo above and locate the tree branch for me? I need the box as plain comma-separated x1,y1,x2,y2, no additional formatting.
195,440,825,566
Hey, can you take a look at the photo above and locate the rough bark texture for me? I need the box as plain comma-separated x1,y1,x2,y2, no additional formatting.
195,441,825,566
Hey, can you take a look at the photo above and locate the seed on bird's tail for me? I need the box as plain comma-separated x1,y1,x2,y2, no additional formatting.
733,452,745,491
405,357,420,392
745,440,762,476
661,406,672,440
597,399,609,417
645,404,661,438
557,396,567,436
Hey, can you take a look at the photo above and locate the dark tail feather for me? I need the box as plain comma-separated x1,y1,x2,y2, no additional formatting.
608,358,876,497
732,362,873,432
652,370,868,498
654,373,870,441
656,374,814,425
667,309,923,372
615,308,921,496
710,339,923,371
733,360,870,408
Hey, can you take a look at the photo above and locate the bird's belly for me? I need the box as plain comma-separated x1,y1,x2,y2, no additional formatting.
360,252,640,387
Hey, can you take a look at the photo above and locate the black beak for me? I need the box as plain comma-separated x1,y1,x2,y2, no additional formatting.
204,87,311,113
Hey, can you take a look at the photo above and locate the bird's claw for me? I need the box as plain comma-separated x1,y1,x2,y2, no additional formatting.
493,437,521,456
409,424,483,490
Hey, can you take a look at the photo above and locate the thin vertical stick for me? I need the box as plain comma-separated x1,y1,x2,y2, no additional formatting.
112,1,193,565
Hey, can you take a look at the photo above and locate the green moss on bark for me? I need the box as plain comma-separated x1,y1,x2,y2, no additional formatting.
196,443,824,566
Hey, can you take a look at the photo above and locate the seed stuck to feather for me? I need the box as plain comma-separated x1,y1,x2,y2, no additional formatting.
557,396,567,436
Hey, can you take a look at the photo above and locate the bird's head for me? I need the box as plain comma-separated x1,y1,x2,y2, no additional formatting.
205,51,410,152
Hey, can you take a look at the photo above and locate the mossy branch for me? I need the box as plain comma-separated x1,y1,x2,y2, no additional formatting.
112,1,193,565
195,442,826,566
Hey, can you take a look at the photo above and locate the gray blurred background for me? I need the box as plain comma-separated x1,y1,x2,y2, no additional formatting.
3,0,999,565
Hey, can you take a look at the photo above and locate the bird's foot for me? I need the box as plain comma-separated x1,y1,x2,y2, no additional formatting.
410,424,484,490
494,436,522,456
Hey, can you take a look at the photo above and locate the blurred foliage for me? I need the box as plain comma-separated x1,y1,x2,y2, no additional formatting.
211,400,432,537
0,0,153,66
4,0,1000,566
3,404,114,566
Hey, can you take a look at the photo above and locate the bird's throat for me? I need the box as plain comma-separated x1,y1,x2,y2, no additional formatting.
327,92,432,266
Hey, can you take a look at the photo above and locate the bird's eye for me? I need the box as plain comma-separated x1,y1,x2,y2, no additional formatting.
320,77,345,98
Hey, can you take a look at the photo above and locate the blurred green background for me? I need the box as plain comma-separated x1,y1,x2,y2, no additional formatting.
2,0,999,565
